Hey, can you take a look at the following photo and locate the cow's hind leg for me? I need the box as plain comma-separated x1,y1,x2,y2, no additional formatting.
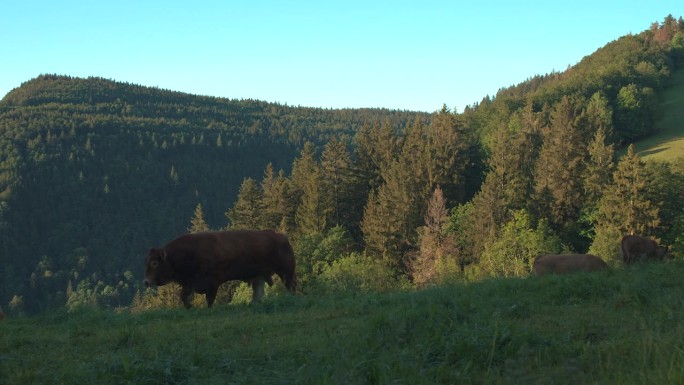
205,286,218,308
180,286,194,309
251,277,266,303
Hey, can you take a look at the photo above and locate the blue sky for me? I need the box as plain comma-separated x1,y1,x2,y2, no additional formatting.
2,1,683,112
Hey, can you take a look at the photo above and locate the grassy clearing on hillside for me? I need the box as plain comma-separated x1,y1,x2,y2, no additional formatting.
635,69,684,162
2,261,684,384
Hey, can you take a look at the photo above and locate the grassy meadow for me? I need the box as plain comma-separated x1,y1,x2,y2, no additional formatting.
2,261,684,384
636,68,684,162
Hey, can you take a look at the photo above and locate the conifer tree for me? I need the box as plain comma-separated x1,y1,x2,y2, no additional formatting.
396,117,433,210
413,186,458,286
361,157,418,274
591,145,660,259
352,123,381,191
226,178,263,230
290,142,326,235
583,126,615,208
188,203,210,233
260,163,294,232
353,120,398,189
424,105,468,200
464,109,541,260
584,92,613,141
319,136,356,229
534,96,586,230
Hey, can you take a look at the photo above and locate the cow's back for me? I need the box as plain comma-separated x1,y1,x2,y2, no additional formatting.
533,254,608,276
161,230,296,292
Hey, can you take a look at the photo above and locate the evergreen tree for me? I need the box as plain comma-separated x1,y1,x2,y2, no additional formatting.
584,92,613,141
260,163,294,232
188,203,210,233
591,145,660,260
291,142,326,235
424,105,468,201
413,186,458,286
579,126,616,249
463,108,541,261
583,126,615,209
353,120,398,189
361,157,418,274
319,136,357,229
534,96,586,231
641,161,684,241
226,178,263,230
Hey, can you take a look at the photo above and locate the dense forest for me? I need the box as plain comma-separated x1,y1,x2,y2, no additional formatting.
2,16,684,314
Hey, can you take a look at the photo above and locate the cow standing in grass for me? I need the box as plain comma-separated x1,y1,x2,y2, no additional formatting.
532,254,609,276
144,230,297,308
620,235,669,264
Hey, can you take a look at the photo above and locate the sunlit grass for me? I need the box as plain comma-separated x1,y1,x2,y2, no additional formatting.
636,68,684,162
2,261,684,384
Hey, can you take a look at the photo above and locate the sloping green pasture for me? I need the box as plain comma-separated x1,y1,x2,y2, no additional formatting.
2,261,684,385
637,69,684,162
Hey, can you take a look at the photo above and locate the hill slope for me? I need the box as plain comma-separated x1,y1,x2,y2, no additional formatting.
2,261,684,384
0,76,425,313
636,68,684,161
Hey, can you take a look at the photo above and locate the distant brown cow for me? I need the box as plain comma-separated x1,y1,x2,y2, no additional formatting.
621,235,668,264
144,230,296,308
532,254,609,276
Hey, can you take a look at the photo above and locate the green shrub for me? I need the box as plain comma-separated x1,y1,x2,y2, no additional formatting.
317,252,407,294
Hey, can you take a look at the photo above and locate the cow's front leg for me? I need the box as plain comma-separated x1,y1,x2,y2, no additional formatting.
251,277,266,303
180,286,193,309
205,286,218,308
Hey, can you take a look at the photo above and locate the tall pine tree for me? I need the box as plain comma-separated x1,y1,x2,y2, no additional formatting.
319,136,358,230
188,203,210,233
413,186,458,286
590,144,661,260
226,178,263,230
534,96,587,235
260,163,294,232
291,142,326,236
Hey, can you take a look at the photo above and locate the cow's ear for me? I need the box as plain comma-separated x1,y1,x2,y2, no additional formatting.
160,249,168,261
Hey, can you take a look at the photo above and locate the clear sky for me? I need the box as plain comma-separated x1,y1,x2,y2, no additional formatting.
2,1,683,112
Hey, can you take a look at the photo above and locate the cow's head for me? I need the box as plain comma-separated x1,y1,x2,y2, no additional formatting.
656,245,671,260
144,248,173,287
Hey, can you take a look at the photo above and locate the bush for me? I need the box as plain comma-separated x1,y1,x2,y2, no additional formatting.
317,252,407,294
588,226,622,265
476,210,563,278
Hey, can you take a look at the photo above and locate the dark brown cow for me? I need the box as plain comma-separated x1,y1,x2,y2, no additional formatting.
144,230,296,308
621,235,668,264
532,254,609,276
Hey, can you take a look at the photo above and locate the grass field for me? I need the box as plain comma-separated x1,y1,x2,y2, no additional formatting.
2,261,684,384
635,68,684,162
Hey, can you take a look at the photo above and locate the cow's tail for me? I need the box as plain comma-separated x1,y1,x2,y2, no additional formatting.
281,236,298,294
620,236,630,264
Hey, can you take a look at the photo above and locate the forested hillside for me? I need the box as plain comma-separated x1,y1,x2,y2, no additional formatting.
1,15,684,314
0,76,426,313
